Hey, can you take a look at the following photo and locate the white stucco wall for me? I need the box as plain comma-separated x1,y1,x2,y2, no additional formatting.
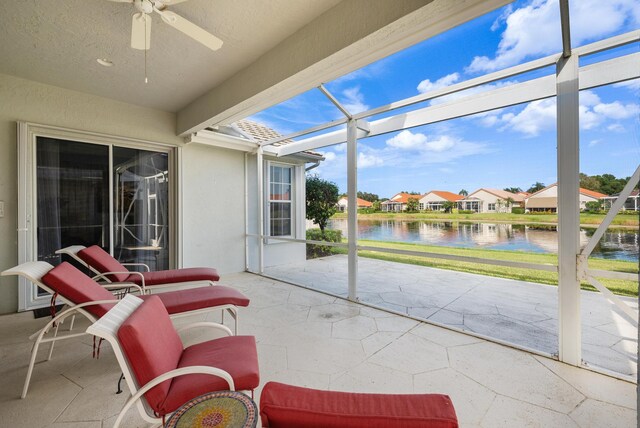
0,73,183,314
181,144,247,274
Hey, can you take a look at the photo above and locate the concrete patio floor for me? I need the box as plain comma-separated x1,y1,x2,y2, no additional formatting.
0,272,636,427
264,255,638,377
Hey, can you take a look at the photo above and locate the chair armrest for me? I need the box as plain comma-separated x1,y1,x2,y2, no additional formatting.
30,299,120,340
91,271,146,292
101,283,144,294
113,366,235,428
122,262,150,272
177,321,233,338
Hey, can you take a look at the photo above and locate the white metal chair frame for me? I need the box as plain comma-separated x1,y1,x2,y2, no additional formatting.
88,295,235,428
55,245,220,293
1,261,239,398
55,245,238,328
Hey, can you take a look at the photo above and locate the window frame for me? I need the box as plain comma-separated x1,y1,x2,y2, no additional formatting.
17,122,179,311
266,161,295,238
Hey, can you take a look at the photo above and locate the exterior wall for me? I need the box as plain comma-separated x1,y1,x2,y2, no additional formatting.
467,190,512,213
526,186,599,211
419,193,446,210
181,144,247,274
337,198,348,212
246,154,307,271
0,73,183,314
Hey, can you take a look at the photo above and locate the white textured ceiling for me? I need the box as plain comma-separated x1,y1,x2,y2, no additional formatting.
0,0,342,112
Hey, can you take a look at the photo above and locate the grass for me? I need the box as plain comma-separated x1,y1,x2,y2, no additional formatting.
332,211,639,227
344,239,638,297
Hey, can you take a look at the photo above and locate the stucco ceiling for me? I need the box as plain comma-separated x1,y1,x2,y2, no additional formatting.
0,0,342,112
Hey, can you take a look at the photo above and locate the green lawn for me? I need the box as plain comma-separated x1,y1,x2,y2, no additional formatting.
332,211,639,227
346,240,639,297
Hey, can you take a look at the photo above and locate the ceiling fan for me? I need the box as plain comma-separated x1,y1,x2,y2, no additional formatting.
107,0,223,52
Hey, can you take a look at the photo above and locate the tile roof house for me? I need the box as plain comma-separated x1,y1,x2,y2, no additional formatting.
525,183,608,212
337,196,373,212
458,188,524,213
419,191,464,211
381,192,422,212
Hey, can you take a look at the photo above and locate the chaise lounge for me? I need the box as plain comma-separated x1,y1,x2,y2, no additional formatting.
1,261,250,398
56,245,222,293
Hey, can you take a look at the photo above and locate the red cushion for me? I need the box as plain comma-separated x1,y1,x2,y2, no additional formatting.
41,262,115,318
159,336,260,415
77,245,130,283
129,267,220,286
259,382,458,428
117,296,184,413
141,286,250,314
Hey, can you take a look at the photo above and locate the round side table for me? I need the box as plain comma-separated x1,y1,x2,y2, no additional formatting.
165,391,258,428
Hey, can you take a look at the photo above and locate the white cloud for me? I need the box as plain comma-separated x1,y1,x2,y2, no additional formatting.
588,139,601,147
614,79,640,92
593,101,640,120
320,151,336,161
358,152,384,168
485,90,639,136
386,130,427,149
466,0,639,73
424,136,456,152
607,123,625,133
417,73,460,94
340,86,369,114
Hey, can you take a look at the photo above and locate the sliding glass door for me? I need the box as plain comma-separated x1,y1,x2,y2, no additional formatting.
19,127,173,310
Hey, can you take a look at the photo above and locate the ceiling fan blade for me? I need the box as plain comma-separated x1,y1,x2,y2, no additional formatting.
156,0,191,4
131,13,152,50
156,9,223,51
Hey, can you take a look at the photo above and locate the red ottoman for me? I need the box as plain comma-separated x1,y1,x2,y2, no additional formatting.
260,381,458,428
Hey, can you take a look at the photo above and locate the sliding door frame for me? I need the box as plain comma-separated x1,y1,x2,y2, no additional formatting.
17,122,180,311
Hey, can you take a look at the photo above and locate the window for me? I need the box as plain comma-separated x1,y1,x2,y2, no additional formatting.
269,164,293,236
488,203,496,211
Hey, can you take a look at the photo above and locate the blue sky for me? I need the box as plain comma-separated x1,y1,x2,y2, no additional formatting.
250,0,639,198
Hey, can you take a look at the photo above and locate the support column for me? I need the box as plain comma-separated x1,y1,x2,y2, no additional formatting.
556,53,581,366
347,119,358,301
257,147,264,274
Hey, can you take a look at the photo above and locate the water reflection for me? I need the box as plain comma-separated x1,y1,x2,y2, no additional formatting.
326,219,638,261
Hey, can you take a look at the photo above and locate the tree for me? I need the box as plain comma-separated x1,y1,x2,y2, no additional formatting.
503,187,522,194
585,200,602,212
459,189,468,197
405,197,419,212
372,200,382,211
579,173,600,192
357,191,379,203
306,175,339,235
527,182,545,193
442,201,455,213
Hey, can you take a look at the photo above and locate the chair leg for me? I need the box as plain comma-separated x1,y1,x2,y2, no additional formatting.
46,322,60,361
22,336,43,398
68,314,76,332
116,373,125,394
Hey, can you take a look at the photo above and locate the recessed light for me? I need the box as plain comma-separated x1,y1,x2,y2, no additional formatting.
97,58,114,67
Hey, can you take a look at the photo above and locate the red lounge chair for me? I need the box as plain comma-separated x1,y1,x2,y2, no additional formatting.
260,381,458,428
87,294,259,427
56,245,221,293
1,261,249,398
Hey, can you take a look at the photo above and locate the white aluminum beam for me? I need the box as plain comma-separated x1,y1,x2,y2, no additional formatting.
347,119,358,301
559,0,571,58
276,52,640,157
580,164,640,259
586,275,638,323
257,147,264,274
556,53,581,366
319,84,352,119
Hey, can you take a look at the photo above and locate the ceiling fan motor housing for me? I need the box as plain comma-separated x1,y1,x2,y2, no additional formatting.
134,0,154,14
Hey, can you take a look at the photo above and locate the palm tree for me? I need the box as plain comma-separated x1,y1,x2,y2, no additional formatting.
459,189,468,197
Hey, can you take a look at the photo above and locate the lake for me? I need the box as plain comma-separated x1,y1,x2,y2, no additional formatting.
326,219,639,261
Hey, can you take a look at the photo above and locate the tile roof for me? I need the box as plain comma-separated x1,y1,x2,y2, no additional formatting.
338,196,373,207
234,119,294,145
470,188,525,202
428,190,465,202
382,192,422,204
527,183,608,198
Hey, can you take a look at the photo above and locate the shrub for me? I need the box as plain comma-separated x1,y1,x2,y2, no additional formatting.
306,228,343,259
511,207,525,214
584,201,602,213
458,210,475,214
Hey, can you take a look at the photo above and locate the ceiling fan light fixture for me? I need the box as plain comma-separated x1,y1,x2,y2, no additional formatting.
97,58,114,67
